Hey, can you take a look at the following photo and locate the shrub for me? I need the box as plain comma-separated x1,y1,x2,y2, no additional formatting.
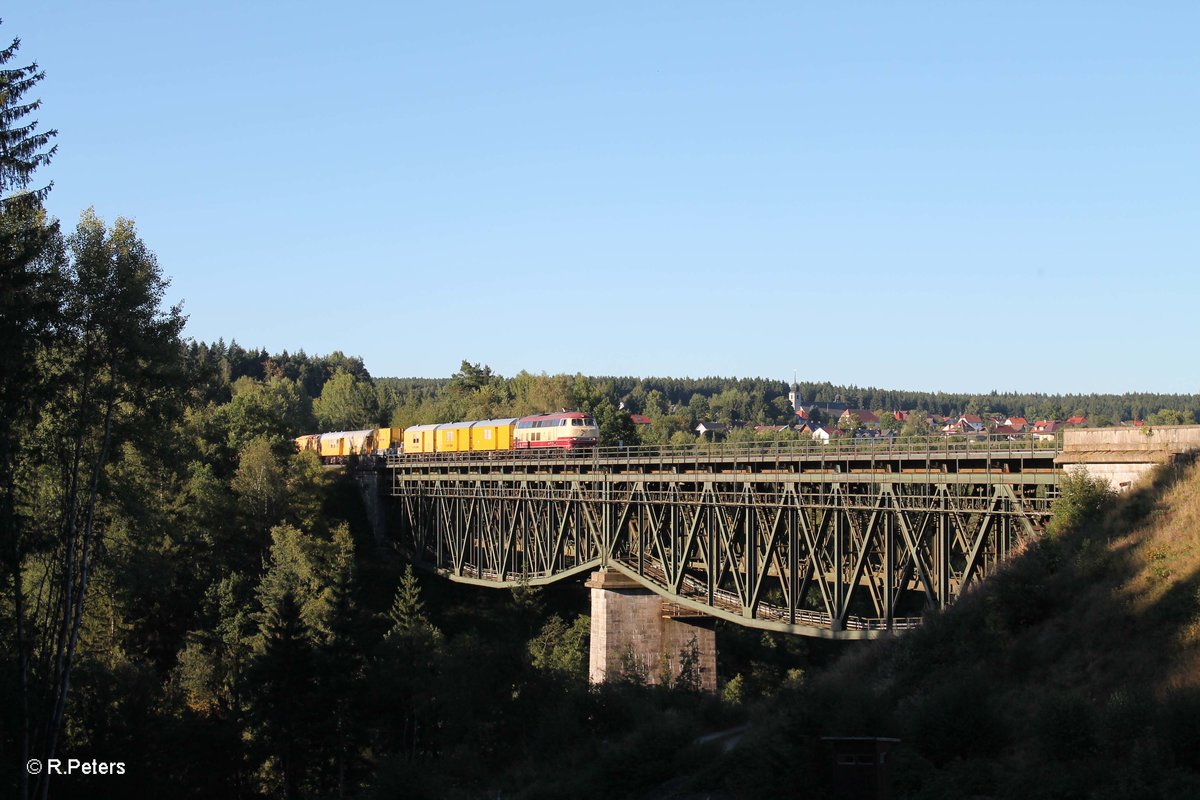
1048,468,1115,538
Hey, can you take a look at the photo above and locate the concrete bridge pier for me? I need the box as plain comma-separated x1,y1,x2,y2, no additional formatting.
586,569,717,692
353,468,391,547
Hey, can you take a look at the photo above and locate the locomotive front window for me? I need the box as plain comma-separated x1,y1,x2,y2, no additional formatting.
584,418,595,426
571,419,582,426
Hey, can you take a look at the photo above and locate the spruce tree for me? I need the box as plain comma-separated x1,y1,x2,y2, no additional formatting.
248,589,318,800
0,24,57,800
315,524,364,798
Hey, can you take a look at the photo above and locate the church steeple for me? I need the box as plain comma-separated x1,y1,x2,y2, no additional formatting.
788,370,800,412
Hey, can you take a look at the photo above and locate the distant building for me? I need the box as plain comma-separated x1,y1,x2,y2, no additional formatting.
840,409,880,429
958,414,985,433
695,422,727,438
811,426,845,444
1033,420,1065,441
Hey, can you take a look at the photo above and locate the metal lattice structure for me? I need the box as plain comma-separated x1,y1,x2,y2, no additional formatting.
387,438,1059,639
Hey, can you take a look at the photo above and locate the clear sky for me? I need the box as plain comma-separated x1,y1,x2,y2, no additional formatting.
8,3,1198,394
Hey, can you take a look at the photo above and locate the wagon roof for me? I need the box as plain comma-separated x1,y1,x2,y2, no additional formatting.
517,411,590,422
319,429,375,438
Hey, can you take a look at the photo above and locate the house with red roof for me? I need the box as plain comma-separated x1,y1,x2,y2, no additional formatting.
839,409,880,429
810,426,844,444
1032,420,1065,441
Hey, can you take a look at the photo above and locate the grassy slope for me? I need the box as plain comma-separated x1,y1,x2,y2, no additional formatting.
704,461,1200,800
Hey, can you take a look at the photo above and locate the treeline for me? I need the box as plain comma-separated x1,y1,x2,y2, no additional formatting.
604,376,1200,427
367,369,1200,447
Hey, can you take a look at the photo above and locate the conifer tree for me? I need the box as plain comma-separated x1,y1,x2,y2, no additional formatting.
315,524,364,798
388,565,435,635
378,566,442,759
248,589,318,800
0,24,57,799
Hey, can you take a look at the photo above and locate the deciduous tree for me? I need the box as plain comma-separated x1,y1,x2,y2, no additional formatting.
313,368,379,430
24,210,185,799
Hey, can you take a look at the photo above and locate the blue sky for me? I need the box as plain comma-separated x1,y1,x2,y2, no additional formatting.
8,3,1198,393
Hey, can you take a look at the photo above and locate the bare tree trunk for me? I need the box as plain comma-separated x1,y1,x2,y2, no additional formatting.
4,441,32,800
37,387,115,800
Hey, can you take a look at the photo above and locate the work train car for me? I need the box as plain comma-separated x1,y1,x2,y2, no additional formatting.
402,418,519,455
402,412,598,455
295,427,402,464
296,412,600,462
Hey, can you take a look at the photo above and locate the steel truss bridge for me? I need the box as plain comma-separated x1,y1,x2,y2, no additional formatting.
384,437,1061,639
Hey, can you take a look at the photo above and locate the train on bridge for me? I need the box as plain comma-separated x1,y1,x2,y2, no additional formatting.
295,410,600,464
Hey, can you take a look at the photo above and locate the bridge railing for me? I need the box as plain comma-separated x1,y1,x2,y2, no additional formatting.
385,431,1063,468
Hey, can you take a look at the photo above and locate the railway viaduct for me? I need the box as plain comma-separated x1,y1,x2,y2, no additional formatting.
360,427,1200,692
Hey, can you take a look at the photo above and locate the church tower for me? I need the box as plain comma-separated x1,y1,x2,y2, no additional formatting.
788,371,801,412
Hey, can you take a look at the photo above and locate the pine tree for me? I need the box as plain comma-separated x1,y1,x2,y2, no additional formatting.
1,25,59,799
314,524,364,799
387,565,435,635
247,589,318,800
378,566,442,759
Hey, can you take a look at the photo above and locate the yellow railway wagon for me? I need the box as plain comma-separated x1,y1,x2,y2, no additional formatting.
403,424,438,454
318,429,375,459
374,427,403,451
469,418,517,451
294,434,320,454
437,421,475,453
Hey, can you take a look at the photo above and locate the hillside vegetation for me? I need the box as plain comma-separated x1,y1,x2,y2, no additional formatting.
698,461,1200,799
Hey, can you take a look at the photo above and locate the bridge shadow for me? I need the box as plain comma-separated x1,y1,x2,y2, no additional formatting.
694,460,1200,799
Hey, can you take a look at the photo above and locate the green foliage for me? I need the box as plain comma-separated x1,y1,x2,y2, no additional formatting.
722,673,746,705
221,375,309,451
313,367,381,430
673,634,704,692
256,523,348,636
877,409,903,433
246,589,320,798
387,565,440,639
901,408,932,437
527,614,589,680
231,436,287,529
1147,407,1193,425
1048,467,1115,537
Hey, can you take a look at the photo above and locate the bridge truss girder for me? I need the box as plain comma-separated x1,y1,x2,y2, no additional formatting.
391,473,1054,639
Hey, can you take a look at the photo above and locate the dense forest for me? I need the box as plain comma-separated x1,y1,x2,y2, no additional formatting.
377,369,1200,444
6,23,1200,799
